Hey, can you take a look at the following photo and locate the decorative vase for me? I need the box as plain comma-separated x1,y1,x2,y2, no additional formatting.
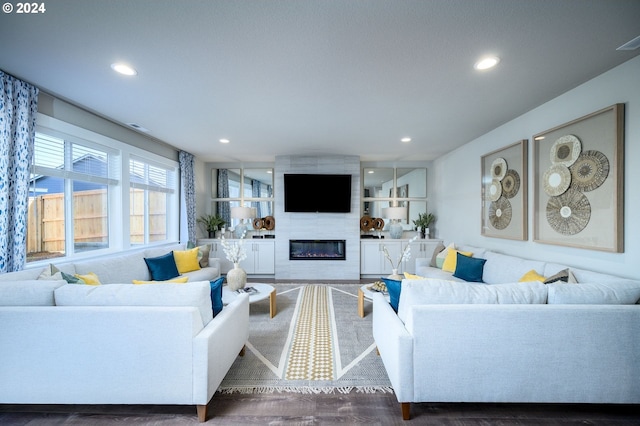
387,269,403,281
388,221,403,239
226,263,247,291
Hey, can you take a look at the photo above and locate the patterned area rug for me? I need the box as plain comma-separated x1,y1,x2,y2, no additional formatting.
217,283,393,394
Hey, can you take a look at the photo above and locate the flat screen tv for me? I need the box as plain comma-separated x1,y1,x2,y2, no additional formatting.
284,174,352,213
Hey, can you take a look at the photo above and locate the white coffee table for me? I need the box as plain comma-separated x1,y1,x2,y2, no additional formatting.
222,283,277,318
358,283,390,318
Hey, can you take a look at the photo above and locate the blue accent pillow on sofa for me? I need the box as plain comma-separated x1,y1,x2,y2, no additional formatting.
453,252,487,283
381,277,402,313
144,251,180,281
210,277,224,317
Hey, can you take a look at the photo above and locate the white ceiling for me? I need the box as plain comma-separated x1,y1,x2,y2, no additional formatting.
1,0,639,163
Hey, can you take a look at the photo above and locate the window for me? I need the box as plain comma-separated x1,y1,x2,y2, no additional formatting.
27,115,179,264
129,157,176,245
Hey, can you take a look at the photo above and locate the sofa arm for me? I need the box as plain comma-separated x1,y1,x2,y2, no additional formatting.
208,257,221,277
192,293,249,405
415,257,430,269
372,293,414,403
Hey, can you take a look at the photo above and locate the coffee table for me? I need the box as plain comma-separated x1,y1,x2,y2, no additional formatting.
222,283,277,318
358,283,390,318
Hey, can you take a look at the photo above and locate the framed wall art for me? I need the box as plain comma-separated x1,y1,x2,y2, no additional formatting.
533,103,624,252
481,140,528,240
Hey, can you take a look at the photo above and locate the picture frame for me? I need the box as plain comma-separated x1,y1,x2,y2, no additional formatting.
532,103,624,252
481,140,528,240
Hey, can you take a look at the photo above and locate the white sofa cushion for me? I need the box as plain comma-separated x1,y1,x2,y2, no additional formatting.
482,251,546,284
0,280,67,306
74,251,150,284
547,282,640,304
54,281,213,325
397,279,548,323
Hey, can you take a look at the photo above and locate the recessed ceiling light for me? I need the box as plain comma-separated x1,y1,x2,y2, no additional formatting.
474,56,500,71
219,138,230,144
368,170,375,174
401,137,412,143
111,63,137,76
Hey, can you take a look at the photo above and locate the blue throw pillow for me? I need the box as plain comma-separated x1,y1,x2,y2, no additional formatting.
381,277,402,313
210,277,224,317
144,251,180,281
453,252,487,283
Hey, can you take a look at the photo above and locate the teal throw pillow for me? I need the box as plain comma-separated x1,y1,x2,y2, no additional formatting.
61,271,83,284
144,251,180,281
210,277,224,317
453,252,486,283
381,277,402,313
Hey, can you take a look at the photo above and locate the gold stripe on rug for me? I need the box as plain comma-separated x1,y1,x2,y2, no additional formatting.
285,285,334,380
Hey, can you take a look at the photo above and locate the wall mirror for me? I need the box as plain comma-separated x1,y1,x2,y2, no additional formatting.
213,168,274,231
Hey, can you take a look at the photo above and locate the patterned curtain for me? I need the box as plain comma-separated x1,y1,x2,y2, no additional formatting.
217,169,230,226
178,151,196,244
0,71,39,273
251,178,261,218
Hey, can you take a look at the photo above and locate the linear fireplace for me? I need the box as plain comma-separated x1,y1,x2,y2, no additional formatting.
289,240,346,260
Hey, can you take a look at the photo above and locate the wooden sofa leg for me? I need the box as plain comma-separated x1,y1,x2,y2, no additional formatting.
401,402,410,420
239,345,246,357
197,404,208,422
376,346,380,356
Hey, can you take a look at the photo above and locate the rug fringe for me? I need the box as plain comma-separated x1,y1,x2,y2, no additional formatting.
217,386,395,395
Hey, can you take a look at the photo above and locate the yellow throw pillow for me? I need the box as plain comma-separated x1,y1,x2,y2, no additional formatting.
404,272,425,280
74,272,102,285
442,250,473,273
519,269,546,282
132,276,189,284
173,247,201,274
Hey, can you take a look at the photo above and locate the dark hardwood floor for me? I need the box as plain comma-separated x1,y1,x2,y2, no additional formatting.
1,394,639,425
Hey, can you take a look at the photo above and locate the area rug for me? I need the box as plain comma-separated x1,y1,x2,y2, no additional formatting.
217,283,393,395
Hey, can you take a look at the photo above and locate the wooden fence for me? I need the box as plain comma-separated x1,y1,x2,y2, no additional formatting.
27,189,166,257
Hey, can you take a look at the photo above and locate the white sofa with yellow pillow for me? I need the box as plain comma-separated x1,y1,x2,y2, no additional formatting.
0,243,249,422
373,243,640,420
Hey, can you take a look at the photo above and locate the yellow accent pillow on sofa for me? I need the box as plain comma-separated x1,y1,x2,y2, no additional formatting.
519,269,546,282
132,276,189,284
173,247,201,274
442,250,473,273
74,272,102,285
404,272,425,280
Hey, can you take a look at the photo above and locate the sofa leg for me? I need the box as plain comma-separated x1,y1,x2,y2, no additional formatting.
401,402,410,420
376,346,380,356
197,404,208,422
239,345,246,357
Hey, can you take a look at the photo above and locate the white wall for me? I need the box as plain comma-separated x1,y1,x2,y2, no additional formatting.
430,56,640,279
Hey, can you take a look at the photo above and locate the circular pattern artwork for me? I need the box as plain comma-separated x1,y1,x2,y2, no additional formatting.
360,216,373,231
487,178,503,201
550,135,582,167
543,164,571,196
569,150,609,192
546,188,591,235
491,157,507,181
489,196,512,230
501,169,520,199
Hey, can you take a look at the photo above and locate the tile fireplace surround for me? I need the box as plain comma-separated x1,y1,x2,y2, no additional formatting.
274,155,361,280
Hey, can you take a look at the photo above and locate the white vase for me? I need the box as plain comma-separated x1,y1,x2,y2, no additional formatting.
226,263,247,291
387,268,403,281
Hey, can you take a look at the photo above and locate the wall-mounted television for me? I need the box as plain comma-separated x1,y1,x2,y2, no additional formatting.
284,174,352,213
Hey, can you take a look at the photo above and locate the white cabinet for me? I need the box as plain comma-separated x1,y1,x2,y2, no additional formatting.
360,240,402,276
197,239,275,275
240,240,275,275
360,238,443,276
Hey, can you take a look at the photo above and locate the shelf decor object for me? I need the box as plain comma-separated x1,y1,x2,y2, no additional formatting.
383,206,407,239
481,140,528,240
532,103,624,252
231,206,255,239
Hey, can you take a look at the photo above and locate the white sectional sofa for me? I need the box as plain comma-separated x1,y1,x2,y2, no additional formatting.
373,244,640,420
0,244,249,422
